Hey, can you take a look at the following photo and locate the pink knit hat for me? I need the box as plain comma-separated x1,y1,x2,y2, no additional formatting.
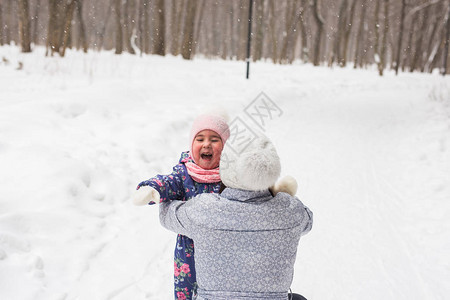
189,112,230,154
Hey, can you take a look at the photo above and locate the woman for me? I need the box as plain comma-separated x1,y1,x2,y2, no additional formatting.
159,133,313,300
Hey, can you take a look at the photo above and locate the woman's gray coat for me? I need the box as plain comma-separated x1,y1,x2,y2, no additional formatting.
159,188,313,300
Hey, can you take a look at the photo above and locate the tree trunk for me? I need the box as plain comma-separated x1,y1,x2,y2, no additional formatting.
379,0,389,76
76,0,88,53
253,0,264,61
152,0,165,55
395,0,407,74
298,0,308,62
354,0,367,69
31,0,40,45
281,0,302,64
311,0,324,66
422,3,441,72
60,0,76,57
237,0,249,61
268,0,278,62
123,0,136,54
18,0,32,52
192,0,205,56
220,2,229,60
0,3,3,45
411,8,429,72
47,0,62,56
374,0,381,68
142,0,150,54
210,1,219,57
4,0,12,45
287,2,304,64
170,0,184,56
443,5,450,75
342,0,357,67
113,0,123,54
229,2,236,59
334,0,348,66
279,1,296,63
403,21,414,72
181,0,197,60
98,1,113,51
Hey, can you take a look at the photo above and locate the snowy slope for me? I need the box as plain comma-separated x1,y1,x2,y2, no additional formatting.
0,45,449,300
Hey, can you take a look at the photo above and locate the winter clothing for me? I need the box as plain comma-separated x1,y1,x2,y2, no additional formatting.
220,135,281,191
271,175,298,197
159,133,312,300
185,154,221,183
289,293,308,300
137,151,221,300
132,185,160,205
159,188,313,300
189,112,230,160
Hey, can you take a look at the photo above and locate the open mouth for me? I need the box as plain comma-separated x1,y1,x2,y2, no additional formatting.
200,153,213,161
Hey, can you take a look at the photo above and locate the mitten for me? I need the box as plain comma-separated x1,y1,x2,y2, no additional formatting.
269,175,298,196
132,185,161,205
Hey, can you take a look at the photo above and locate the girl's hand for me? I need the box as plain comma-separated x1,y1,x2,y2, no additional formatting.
132,186,161,205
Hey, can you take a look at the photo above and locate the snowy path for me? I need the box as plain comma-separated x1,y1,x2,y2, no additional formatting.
0,47,449,300
272,75,450,300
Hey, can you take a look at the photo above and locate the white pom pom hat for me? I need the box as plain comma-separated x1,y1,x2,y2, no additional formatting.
219,134,281,191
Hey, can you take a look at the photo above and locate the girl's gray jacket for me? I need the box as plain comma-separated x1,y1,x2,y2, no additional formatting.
159,187,313,300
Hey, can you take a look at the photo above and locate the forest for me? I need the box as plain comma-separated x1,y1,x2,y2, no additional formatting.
1,0,449,76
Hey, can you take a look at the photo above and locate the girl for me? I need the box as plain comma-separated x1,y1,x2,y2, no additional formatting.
133,112,230,300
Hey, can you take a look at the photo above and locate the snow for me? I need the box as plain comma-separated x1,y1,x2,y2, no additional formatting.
0,45,449,300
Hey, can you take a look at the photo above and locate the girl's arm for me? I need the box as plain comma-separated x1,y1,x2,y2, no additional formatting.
135,164,186,204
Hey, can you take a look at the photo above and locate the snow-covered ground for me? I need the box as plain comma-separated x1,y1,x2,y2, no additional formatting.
0,45,449,300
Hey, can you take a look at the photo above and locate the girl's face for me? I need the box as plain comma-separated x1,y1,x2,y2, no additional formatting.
192,130,224,170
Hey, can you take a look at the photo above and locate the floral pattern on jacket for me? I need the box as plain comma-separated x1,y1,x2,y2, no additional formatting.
137,151,221,300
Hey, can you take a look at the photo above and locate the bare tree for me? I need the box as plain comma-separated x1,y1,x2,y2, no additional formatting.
0,2,3,46
170,0,184,56
341,0,357,67
311,0,324,66
443,4,450,75
97,2,113,51
354,0,367,68
75,0,88,52
279,1,296,63
4,0,13,45
60,0,76,56
252,0,264,61
113,0,123,54
2,0,448,75
152,0,165,55
395,0,407,74
47,0,62,56
379,0,389,75
192,0,205,56
31,0,40,45
267,0,278,62
237,0,249,60
142,0,151,54
333,0,349,66
298,0,309,61
18,0,32,52
123,0,136,54
181,0,197,59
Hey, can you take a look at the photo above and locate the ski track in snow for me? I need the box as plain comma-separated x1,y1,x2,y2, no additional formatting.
0,46,449,300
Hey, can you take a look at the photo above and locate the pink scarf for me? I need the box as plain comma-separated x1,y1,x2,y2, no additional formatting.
184,154,221,183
